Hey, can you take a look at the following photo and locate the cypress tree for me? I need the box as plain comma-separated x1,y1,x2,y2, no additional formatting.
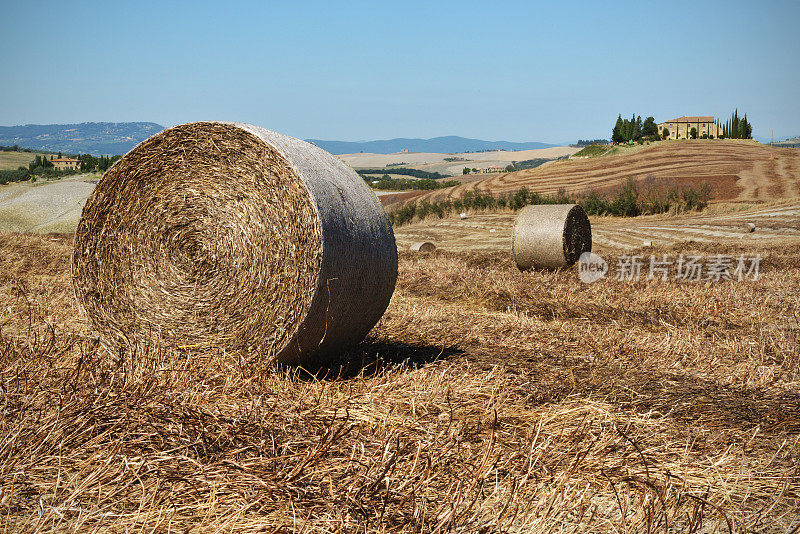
612,115,624,143
732,109,739,139
630,114,636,141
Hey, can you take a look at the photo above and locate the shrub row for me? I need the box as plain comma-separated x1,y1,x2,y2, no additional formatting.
388,177,712,226
356,167,447,180
0,168,30,185
0,165,91,185
366,176,461,191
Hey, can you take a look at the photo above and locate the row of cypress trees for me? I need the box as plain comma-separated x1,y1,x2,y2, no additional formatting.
611,114,659,143
716,109,752,139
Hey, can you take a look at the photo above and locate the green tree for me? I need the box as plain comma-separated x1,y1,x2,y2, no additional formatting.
612,115,624,143
463,167,470,175
662,127,670,140
628,113,636,141
642,117,658,137
690,127,698,139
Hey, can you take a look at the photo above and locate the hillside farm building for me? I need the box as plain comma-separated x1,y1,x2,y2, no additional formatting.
51,157,80,170
658,116,721,140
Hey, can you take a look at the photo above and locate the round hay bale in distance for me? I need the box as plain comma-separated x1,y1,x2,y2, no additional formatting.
744,222,756,233
512,204,591,270
72,121,398,366
409,241,436,253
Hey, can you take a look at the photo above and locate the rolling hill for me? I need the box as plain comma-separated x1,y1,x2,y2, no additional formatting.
0,122,164,155
1,124,560,157
403,140,800,205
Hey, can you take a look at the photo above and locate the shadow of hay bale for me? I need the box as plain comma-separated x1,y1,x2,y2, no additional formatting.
294,339,464,380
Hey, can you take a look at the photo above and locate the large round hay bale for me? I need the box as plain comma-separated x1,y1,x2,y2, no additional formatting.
72,122,398,366
512,204,591,270
409,241,436,253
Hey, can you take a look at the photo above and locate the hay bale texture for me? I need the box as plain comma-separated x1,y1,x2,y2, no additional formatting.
512,204,591,270
72,122,398,365
409,241,436,253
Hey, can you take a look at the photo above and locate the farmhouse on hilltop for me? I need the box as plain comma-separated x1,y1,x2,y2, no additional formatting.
50,157,80,170
658,116,721,140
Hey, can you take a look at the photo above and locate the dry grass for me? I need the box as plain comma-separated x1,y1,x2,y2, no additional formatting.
1,232,799,532
0,151,38,171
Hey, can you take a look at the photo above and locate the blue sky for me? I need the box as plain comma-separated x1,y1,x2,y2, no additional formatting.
1,0,798,142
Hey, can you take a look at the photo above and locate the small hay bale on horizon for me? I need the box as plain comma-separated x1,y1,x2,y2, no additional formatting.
512,204,591,271
409,241,436,253
72,121,398,366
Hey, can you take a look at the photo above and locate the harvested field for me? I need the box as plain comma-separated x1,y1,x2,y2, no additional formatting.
338,146,578,169
0,150,38,170
1,219,799,530
409,141,800,205
393,200,800,252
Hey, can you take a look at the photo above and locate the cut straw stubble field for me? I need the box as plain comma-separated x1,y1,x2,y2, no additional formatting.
1,233,799,531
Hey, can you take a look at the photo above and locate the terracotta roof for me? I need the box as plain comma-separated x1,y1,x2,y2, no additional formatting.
663,116,715,123
51,157,79,163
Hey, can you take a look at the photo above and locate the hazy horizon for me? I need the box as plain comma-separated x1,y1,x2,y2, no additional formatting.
1,0,798,142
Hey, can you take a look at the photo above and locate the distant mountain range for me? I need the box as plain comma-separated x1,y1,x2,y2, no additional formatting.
0,123,558,156
0,122,164,155
307,136,558,155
